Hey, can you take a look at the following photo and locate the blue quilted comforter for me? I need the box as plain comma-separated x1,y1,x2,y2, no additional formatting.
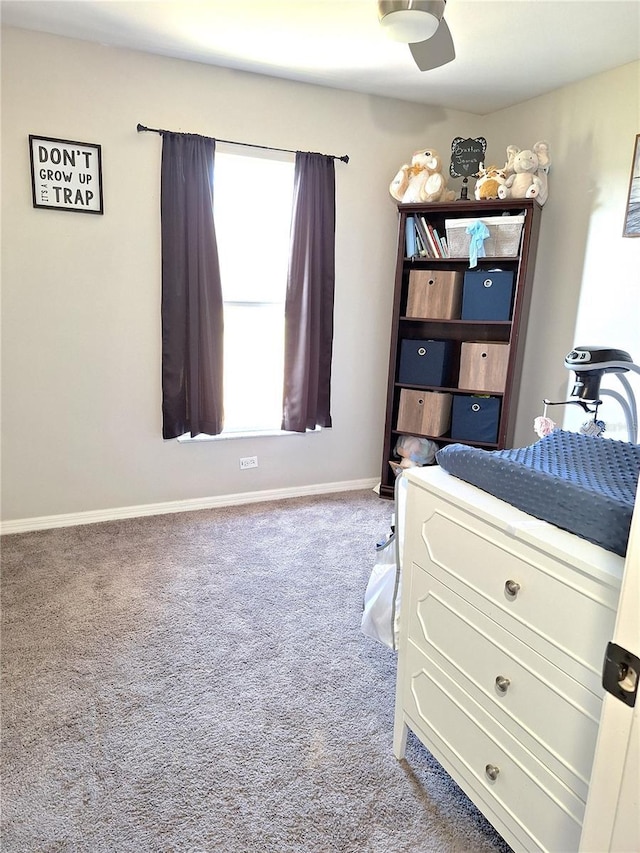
436,430,640,557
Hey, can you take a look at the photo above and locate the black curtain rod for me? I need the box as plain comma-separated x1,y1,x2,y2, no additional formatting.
136,123,349,163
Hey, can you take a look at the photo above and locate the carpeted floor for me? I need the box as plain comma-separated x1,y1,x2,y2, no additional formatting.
1,490,512,852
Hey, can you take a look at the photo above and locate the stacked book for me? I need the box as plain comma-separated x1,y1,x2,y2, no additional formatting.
405,215,449,258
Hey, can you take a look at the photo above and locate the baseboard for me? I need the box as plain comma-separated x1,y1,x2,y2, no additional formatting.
1,478,381,534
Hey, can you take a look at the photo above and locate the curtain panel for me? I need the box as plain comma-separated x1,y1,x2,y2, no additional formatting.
281,152,337,433
161,133,224,439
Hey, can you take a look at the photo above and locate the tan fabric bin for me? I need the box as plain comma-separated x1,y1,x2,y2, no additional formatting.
458,342,510,393
407,269,463,319
397,389,452,437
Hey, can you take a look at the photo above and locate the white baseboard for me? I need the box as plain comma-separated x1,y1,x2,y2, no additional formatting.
1,478,382,534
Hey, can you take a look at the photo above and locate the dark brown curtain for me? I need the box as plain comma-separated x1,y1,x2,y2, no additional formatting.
161,133,224,438
281,152,336,432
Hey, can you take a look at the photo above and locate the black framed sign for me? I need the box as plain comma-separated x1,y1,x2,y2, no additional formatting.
29,134,103,214
449,136,487,200
622,133,640,237
449,136,487,178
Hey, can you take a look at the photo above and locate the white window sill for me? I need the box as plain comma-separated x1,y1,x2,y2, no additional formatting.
177,427,322,443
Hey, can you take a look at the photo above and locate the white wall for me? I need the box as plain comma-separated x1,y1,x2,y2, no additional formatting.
3,29,638,527
485,62,640,445
1,27,475,524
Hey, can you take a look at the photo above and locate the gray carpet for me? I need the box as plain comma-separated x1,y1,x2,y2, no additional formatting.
1,490,512,853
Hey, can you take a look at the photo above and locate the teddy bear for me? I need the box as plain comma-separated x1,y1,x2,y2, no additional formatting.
474,164,509,200
389,149,456,204
497,141,550,205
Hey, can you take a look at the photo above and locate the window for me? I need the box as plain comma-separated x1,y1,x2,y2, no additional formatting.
213,146,295,434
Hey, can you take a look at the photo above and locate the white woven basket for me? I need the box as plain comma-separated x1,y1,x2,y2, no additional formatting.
445,215,525,258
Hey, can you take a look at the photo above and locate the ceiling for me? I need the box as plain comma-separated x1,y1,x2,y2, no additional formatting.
2,1,640,115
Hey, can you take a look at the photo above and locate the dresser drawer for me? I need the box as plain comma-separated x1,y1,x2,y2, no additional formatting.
401,641,584,853
407,561,602,800
413,508,619,691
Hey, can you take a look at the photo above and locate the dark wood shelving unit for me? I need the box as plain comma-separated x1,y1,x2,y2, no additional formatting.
379,198,542,499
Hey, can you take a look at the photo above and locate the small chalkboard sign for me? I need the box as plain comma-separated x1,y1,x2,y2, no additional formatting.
450,136,487,199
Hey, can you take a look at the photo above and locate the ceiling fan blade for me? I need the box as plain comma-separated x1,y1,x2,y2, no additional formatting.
409,18,455,71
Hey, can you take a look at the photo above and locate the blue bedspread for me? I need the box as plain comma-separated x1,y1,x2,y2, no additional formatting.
436,430,640,557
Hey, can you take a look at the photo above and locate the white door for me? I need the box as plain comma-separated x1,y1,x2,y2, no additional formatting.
580,484,640,852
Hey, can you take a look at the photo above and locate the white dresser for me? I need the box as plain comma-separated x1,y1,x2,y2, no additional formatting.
394,467,624,853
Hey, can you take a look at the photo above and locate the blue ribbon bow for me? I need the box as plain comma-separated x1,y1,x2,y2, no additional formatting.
466,219,490,268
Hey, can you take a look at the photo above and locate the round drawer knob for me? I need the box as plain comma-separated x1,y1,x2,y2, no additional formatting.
504,579,520,598
485,764,500,781
495,675,511,694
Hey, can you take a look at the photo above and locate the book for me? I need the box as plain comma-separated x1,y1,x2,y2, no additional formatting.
405,216,417,258
414,216,435,257
421,217,441,257
433,228,445,257
414,227,428,257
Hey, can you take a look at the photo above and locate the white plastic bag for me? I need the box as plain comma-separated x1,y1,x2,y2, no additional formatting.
361,475,407,651
360,530,400,650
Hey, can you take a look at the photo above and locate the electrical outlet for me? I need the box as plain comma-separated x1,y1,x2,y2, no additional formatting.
239,456,258,470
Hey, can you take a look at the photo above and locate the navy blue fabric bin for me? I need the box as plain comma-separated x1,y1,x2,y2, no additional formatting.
461,270,515,321
398,339,453,387
451,395,501,443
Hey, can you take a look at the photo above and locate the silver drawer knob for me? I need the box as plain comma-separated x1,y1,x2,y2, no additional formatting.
504,579,520,598
495,675,511,694
485,764,500,781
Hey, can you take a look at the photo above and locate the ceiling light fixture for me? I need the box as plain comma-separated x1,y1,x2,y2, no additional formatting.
378,0,445,43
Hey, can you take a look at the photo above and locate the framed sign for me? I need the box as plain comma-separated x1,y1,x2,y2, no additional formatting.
29,135,103,214
450,136,487,199
622,134,640,237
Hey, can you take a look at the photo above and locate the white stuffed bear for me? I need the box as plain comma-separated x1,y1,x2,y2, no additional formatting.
497,141,550,205
390,149,456,204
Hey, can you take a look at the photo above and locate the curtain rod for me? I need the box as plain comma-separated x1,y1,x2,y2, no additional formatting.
136,123,349,163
